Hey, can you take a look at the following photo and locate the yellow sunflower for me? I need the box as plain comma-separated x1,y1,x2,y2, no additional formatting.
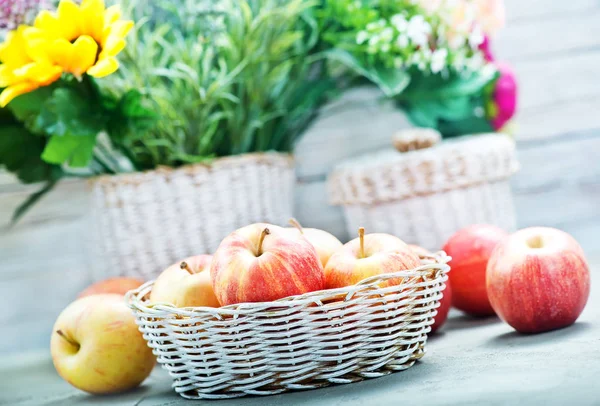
0,26,63,107
26,0,134,78
0,0,133,107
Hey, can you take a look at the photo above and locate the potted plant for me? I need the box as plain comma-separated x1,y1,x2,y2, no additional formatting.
0,0,334,279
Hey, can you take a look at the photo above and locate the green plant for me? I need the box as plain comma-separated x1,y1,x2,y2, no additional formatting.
109,0,335,170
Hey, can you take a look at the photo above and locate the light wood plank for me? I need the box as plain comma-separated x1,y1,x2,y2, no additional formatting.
505,0,598,21
496,10,600,61
294,87,412,180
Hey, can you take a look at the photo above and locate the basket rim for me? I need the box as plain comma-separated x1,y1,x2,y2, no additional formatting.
89,151,294,186
125,251,450,318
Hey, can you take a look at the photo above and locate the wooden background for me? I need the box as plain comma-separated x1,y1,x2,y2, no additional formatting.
1,0,599,353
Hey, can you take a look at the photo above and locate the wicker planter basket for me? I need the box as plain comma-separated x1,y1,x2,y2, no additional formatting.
126,253,450,400
89,152,294,281
328,133,519,250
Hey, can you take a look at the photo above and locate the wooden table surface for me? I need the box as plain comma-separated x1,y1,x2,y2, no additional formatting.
2,260,598,406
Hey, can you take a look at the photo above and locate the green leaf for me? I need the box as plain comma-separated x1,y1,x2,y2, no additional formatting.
0,124,63,183
35,88,105,138
41,134,97,167
325,49,410,97
11,179,59,225
367,65,410,97
7,87,54,133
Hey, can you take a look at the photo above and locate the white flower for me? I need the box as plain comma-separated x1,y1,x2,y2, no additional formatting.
407,15,432,47
380,27,394,42
430,48,448,74
452,52,466,70
396,34,409,48
368,35,380,47
381,43,391,52
356,30,369,45
448,31,466,50
391,14,408,32
366,19,386,31
469,25,484,49
466,53,485,70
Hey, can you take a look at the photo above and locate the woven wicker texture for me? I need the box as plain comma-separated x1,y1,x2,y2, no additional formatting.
126,253,450,400
328,134,518,250
89,153,294,281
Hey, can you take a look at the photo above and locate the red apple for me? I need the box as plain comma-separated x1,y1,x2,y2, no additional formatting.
287,218,343,267
78,277,144,298
431,282,452,333
442,224,508,316
211,223,324,305
486,227,590,333
407,244,451,333
150,255,220,308
324,227,421,289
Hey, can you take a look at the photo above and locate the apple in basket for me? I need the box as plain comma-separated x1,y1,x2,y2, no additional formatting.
287,218,343,267
408,244,451,333
51,294,155,394
442,224,508,316
324,228,421,289
150,255,220,307
78,277,144,298
487,227,590,333
211,223,325,305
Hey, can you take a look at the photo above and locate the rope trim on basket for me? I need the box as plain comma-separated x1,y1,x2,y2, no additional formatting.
328,134,518,206
126,253,450,399
90,152,294,187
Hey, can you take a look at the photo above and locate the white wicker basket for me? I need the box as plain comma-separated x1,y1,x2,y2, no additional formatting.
328,134,519,250
89,153,294,281
126,253,449,400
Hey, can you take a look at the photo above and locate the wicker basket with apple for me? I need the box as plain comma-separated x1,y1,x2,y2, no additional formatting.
126,222,450,400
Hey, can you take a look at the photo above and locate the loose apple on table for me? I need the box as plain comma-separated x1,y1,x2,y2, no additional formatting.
442,224,508,316
51,294,155,395
487,227,590,334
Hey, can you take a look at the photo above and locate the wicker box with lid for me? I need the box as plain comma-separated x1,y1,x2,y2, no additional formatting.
328,132,519,250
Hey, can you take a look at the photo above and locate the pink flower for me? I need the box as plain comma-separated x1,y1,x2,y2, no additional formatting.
490,62,517,131
479,35,494,62
0,0,49,31
474,0,505,37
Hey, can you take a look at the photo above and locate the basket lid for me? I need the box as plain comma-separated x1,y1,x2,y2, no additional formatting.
328,133,518,206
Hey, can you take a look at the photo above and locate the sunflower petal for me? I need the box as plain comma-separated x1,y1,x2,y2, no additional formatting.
57,0,81,41
80,0,106,42
0,27,31,67
0,65,15,87
102,19,133,45
47,38,74,70
0,82,38,108
34,10,61,38
104,5,122,26
11,62,62,86
22,27,53,63
87,56,118,78
100,35,125,58
70,35,98,76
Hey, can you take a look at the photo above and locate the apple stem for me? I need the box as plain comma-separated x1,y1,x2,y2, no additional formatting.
257,228,271,256
288,218,304,234
56,330,79,349
358,227,365,259
180,261,194,275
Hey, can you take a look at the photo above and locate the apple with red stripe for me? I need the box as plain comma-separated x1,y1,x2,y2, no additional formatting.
487,227,590,333
211,223,324,305
324,227,421,289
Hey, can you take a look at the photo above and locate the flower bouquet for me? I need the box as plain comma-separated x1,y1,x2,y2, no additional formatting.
317,0,517,137
0,0,334,278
